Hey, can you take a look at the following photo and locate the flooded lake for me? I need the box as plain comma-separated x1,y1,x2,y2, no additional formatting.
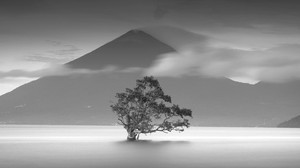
1,125,300,168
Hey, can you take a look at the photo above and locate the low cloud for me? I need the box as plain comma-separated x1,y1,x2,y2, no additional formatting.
144,27,300,84
0,64,139,96
119,67,144,73
0,64,113,79
0,64,144,80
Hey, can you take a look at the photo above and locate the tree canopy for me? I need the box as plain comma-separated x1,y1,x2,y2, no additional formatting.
111,76,192,140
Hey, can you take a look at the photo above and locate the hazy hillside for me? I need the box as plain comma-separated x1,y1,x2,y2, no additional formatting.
278,115,300,128
0,28,300,126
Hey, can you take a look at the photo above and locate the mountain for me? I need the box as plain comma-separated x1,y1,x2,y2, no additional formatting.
278,115,300,128
67,29,174,69
0,28,300,126
0,29,173,125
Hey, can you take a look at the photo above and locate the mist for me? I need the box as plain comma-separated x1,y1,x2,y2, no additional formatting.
143,26,300,84
1,125,300,168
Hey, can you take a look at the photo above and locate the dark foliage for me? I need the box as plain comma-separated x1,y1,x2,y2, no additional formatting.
111,76,192,140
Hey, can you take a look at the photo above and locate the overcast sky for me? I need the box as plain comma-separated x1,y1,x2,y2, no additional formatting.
1,0,300,95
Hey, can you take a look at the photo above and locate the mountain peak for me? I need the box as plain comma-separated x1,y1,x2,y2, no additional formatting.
115,29,150,38
122,29,146,35
67,29,175,70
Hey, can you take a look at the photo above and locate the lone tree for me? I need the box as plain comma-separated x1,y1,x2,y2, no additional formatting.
111,76,192,141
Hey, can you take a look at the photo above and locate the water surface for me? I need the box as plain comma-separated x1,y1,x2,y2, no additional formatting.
1,125,300,168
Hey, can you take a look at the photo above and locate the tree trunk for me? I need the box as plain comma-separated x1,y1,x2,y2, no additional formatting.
125,114,138,141
127,130,137,141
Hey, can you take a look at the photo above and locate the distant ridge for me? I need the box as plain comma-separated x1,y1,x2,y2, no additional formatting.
278,115,300,128
0,27,300,126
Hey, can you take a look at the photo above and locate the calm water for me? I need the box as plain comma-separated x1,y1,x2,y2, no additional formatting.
1,125,300,168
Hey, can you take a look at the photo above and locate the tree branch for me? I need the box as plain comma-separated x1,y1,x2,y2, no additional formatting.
118,118,128,127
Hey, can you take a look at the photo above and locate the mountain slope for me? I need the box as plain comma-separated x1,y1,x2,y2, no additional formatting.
67,29,174,69
0,28,299,126
278,115,300,128
0,29,174,125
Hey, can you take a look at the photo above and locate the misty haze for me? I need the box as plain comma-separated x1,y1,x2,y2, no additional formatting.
1,125,300,168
